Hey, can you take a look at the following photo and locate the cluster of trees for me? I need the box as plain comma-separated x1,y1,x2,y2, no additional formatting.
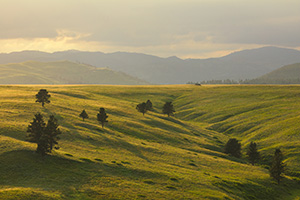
242,78,300,84
188,78,300,85
136,100,175,117
30,89,287,185
198,79,240,84
28,89,61,156
30,89,110,156
136,100,153,115
30,90,176,156
78,108,109,128
224,138,286,184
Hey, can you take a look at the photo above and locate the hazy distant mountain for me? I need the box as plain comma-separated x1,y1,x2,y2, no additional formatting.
247,63,300,84
1,46,300,84
0,61,148,85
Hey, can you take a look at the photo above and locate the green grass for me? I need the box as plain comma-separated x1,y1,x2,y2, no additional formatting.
0,85,299,199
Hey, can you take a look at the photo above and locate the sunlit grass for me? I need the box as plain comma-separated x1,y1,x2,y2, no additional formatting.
0,85,299,199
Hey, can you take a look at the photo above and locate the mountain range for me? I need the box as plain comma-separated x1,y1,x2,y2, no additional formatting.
0,46,300,84
0,61,147,85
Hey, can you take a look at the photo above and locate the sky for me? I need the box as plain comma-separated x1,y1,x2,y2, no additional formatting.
1,0,300,58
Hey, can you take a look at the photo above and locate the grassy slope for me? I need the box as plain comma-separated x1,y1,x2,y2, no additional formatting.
249,63,300,84
259,63,300,80
0,85,299,199
176,85,300,169
0,61,148,85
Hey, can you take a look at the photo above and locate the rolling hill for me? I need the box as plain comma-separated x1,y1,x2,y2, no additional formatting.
0,61,148,85
0,85,299,199
1,46,300,84
247,63,300,84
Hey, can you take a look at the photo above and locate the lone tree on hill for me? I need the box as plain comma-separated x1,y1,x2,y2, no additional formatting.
146,100,153,111
246,141,260,165
27,113,61,156
79,109,89,121
270,148,286,184
136,102,147,116
36,89,51,107
97,107,108,128
224,138,242,158
162,101,175,117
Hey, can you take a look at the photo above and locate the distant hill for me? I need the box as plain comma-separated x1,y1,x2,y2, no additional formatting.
0,60,148,84
1,46,300,84
246,63,300,84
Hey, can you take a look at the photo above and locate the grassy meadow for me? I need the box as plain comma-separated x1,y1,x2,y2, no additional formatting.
0,85,299,199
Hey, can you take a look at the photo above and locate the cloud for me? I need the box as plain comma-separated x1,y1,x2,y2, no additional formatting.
1,0,300,58
0,28,297,59
0,29,101,53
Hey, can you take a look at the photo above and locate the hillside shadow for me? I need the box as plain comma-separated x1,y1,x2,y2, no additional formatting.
59,119,151,162
156,115,186,126
0,150,89,189
140,118,189,135
99,129,151,162
213,177,295,200
0,149,166,191
51,91,90,100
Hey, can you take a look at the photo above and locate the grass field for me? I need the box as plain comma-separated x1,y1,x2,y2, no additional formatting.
0,85,299,199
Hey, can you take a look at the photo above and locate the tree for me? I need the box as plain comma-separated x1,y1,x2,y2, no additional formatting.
36,89,51,107
146,100,153,111
79,109,89,121
136,102,147,116
269,149,286,184
97,107,108,128
246,141,260,165
162,101,175,117
27,113,45,155
224,138,242,158
27,113,61,156
44,115,61,152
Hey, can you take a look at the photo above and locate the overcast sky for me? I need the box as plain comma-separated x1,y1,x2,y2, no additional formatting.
1,0,299,58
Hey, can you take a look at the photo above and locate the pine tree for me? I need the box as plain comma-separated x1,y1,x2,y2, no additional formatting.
79,109,89,121
162,101,175,117
136,102,147,116
246,142,260,165
269,149,286,184
97,107,108,128
35,89,51,107
44,115,61,152
27,113,46,155
146,100,153,111
224,138,242,158
27,113,61,156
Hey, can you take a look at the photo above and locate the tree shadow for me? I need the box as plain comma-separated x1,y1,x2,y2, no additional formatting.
212,176,295,200
55,118,152,162
156,115,185,126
